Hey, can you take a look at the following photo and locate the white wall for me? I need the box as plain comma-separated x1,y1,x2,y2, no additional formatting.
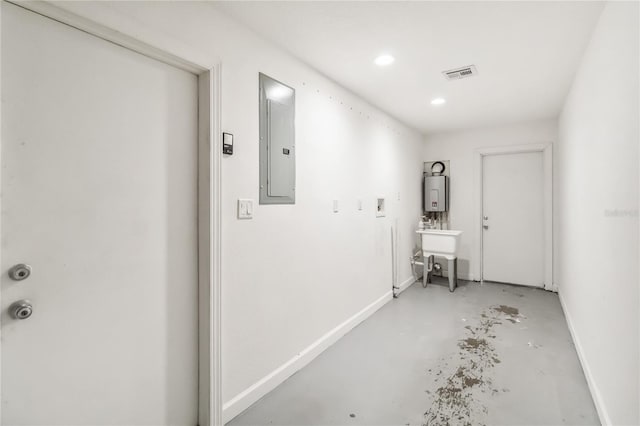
423,119,557,281
556,2,639,424
47,1,424,421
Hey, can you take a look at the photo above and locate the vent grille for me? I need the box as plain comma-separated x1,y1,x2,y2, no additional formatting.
442,65,478,80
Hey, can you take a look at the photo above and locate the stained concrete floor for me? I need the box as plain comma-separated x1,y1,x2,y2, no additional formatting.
228,279,599,426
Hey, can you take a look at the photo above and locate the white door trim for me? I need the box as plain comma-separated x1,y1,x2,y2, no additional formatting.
0,2,223,425
473,143,554,292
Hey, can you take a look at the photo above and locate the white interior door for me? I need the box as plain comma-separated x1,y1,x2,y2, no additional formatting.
482,152,544,287
1,3,199,424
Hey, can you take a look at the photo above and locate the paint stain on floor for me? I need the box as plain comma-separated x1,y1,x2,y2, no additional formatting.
423,305,523,426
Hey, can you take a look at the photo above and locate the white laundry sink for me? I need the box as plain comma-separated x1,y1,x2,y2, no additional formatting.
416,229,462,260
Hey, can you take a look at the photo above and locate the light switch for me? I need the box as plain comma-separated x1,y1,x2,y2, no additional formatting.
238,199,253,219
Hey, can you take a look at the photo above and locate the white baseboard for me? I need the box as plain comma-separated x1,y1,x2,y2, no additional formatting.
396,276,416,294
441,271,474,281
558,291,610,426
414,268,474,282
222,277,413,423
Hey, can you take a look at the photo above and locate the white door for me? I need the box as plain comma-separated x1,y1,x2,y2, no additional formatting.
1,4,199,425
482,152,544,287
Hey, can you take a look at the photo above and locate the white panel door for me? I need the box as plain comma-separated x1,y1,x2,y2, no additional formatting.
482,152,544,287
1,4,198,425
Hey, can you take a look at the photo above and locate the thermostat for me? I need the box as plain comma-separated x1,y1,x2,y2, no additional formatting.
223,132,233,155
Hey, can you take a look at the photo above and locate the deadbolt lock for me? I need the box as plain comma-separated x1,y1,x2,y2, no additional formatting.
10,300,33,320
8,264,32,281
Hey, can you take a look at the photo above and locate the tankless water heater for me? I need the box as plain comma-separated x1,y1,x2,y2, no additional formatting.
424,175,449,212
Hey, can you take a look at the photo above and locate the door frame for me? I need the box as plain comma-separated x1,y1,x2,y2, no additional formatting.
0,2,223,425
473,143,554,291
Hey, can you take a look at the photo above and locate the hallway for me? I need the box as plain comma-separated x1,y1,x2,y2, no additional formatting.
229,280,598,425
2,2,637,425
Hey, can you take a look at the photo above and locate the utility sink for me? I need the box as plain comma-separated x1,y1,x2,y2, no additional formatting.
416,229,463,292
416,229,462,259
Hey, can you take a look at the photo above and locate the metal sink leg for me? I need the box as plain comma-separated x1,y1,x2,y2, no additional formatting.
447,258,458,292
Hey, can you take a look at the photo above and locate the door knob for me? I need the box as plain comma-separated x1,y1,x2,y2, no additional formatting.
9,300,33,320
8,264,32,281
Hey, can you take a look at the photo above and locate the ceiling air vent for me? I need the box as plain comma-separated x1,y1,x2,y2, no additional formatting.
442,65,478,81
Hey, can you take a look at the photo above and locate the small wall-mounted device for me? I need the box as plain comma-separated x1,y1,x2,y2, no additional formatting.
376,197,386,217
424,175,449,212
223,132,233,155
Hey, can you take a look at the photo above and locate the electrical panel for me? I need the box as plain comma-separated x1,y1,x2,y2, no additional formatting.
259,73,295,205
424,175,449,212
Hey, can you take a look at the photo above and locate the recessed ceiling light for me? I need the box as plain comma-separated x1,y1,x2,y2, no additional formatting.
431,98,446,105
374,54,395,66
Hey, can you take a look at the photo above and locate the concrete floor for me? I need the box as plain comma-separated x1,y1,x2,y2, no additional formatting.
228,279,599,426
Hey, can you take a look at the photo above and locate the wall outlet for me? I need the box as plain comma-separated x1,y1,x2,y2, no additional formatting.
238,199,253,219
357,198,363,211
333,199,339,213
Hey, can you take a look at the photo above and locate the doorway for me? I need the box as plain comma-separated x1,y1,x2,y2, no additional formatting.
474,144,553,290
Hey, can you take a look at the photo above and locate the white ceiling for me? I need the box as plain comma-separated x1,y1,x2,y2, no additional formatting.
213,1,604,134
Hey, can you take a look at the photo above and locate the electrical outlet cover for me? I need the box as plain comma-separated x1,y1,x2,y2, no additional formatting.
238,199,253,219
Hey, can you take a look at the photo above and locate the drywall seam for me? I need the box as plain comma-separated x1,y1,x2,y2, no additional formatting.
223,276,414,423
558,291,611,426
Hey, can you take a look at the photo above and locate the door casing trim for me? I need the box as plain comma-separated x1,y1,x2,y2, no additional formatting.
473,143,554,291
0,1,223,424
